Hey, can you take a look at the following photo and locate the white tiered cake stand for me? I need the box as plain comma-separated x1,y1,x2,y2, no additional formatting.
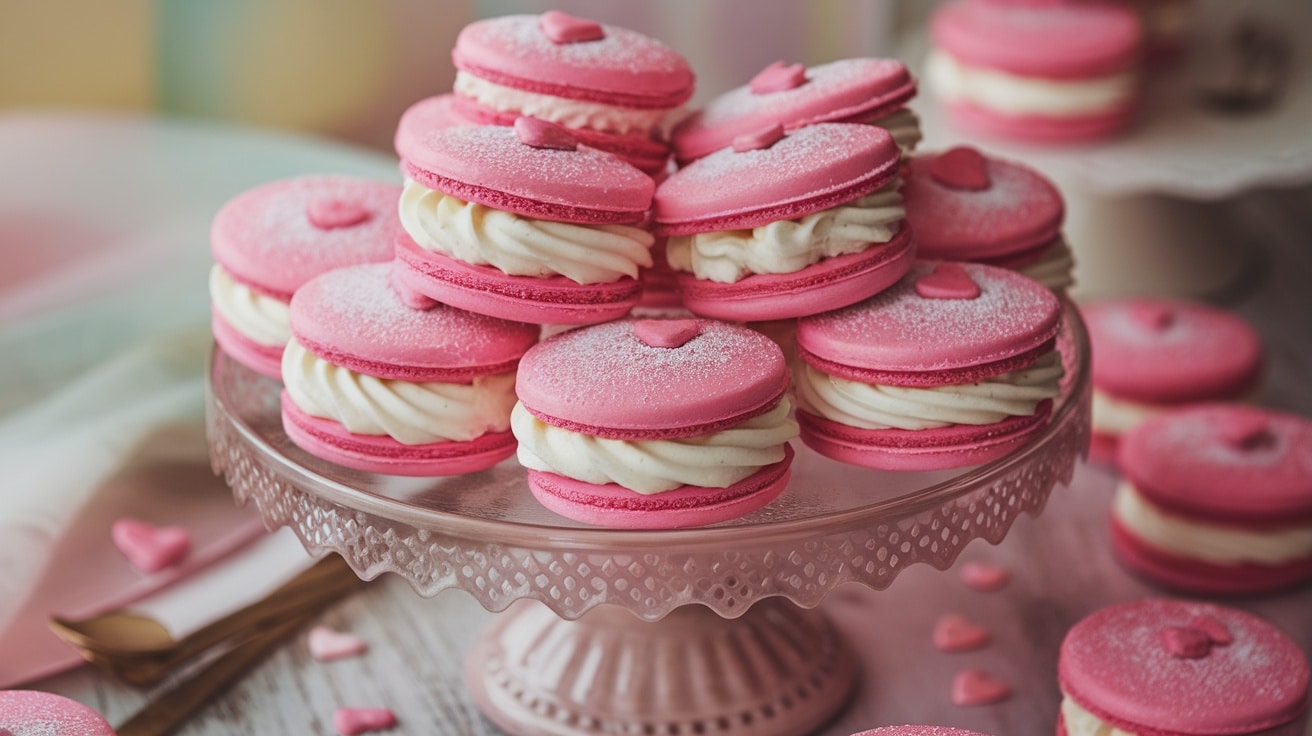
206,302,1090,736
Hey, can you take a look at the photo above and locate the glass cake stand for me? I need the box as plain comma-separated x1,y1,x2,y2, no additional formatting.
206,302,1090,736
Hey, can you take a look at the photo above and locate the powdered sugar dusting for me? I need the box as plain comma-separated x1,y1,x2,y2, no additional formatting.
0,691,115,736
693,58,911,128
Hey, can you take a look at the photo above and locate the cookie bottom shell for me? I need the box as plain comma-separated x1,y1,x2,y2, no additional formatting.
212,311,284,380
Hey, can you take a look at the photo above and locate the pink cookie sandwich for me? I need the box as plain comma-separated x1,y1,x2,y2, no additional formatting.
851,729,993,736
393,117,656,325
1058,599,1309,735
903,146,1074,292
0,690,117,735
1111,404,1312,595
393,94,476,161
280,262,539,476
927,0,1144,142
1084,298,1263,464
511,318,798,529
450,11,693,176
795,261,1064,471
672,57,920,163
210,175,403,378
653,123,914,321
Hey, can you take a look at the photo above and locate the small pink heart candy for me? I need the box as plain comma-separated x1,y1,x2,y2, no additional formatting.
307,198,373,230
308,626,369,662
916,262,981,300
929,146,992,191
933,614,991,652
960,560,1010,592
539,10,604,44
733,122,786,153
1128,301,1177,331
633,319,701,349
1161,626,1214,659
1189,614,1233,646
1221,415,1277,452
111,518,190,574
514,116,578,151
333,707,397,735
951,669,1012,706
750,60,807,94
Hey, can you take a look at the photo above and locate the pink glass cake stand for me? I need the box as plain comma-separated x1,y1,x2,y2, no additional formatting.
206,302,1090,736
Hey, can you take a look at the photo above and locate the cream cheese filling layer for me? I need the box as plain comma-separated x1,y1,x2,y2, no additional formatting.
1090,389,1161,437
282,338,518,445
1113,481,1312,565
454,71,668,135
1060,695,1136,736
926,49,1137,115
399,181,654,285
865,107,923,154
665,182,905,284
209,264,290,347
510,399,798,495
1018,236,1076,293
796,350,1063,430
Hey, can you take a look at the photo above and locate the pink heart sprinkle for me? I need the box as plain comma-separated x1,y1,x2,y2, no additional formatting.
334,707,396,735
960,560,1010,592
1189,614,1233,646
916,262,981,300
929,146,992,191
933,614,991,653
539,10,604,44
952,669,1012,706
733,123,786,153
1161,626,1214,659
1221,415,1277,452
514,116,578,151
111,518,190,574
308,626,369,662
633,319,701,349
1128,301,1177,331
750,60,807,94
307,199,373,230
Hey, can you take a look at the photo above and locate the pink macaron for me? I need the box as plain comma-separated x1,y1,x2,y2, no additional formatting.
511,318,798,529
795,261,1064,471
393,93,477,162
392,117,656,325
902,146,1073,292
280,262,539,476
927,0,1144,142
672,57,920,163
0,690,117,735
1084,298,1264,464
209,175,403,378
1058,599,1309,735
653,123,914,321
1111,404,1312,595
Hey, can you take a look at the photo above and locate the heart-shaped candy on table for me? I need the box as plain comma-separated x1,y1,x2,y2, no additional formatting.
960,560,1010,591
333,707,397,735
952,668,1012,706
111,518,190,573
308,626,369,662
933,614,991,652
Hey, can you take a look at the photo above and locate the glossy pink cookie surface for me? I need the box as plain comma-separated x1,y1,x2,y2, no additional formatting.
1059,599,1310,735
0,690,117,735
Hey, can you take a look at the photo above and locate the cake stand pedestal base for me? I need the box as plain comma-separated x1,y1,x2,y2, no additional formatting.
466,598,859,736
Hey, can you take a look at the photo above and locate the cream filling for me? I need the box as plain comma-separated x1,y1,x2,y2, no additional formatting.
664,182,905,284
1090,389,1161,437
510,399,798,495
453,71,667,135
1113,481,1312,566
209,264,290,347
1018,236,1076,293
867,107,923,154
399,181,654,285
1060,695,1136,736
281,338,518,445
796,350,1063,430
926,49,1137,115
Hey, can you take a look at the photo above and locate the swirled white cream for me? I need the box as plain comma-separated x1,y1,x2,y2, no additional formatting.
454,71,667,135
796,350,1063,430
926,49,1137,115
866,107,923,154
399,181,654,285
209,264,290,346
1018,236,1076,293
1091,389,1161,437
1113,482,1312,565
511,399,798,495
282,339,518,445
665,182,905,284
1060,695,1135,736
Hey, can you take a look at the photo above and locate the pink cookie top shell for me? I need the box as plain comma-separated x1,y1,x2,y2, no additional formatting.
394,93,478,162
452,13,694,109
210,175,403,299
903,148,1064,260
798,261,1061,382
1059,599,1309,734
289,262,539,383
0,690,117,735
402,124,654,224
1085,298,1263,404
932,0,1144,78
672,57,917,162
850,727,994,736
1119,404,1312,525
654,123,901,236
515,319,789,440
